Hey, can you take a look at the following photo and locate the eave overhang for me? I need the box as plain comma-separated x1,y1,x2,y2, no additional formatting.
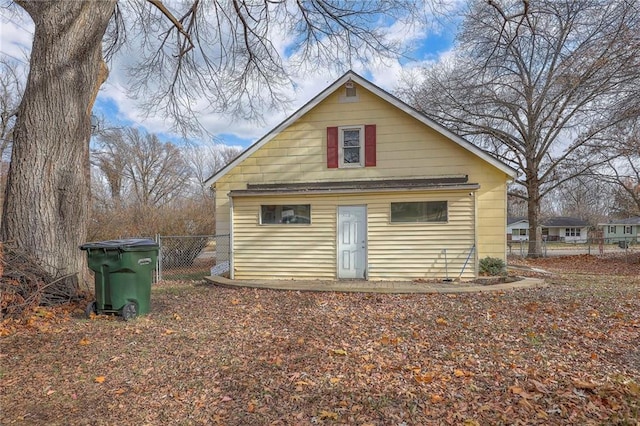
228,177,480,198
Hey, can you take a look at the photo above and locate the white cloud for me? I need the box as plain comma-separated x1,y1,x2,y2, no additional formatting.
0,6,33,67
0,1,459,147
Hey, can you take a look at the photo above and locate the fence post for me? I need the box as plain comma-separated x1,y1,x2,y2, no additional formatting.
156,233,162,282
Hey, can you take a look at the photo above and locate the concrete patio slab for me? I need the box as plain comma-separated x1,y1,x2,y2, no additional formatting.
203,275,547,294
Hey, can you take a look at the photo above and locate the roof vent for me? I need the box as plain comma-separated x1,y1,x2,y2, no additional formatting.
345,79,356,97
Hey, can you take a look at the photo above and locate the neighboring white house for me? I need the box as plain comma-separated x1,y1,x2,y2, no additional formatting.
598,217,640,244
507,217,529,241
506,216,589,243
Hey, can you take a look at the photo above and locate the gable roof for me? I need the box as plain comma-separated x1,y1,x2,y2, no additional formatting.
598,216,640,226
507,217,528,226
204,70,518,186
507,217,590,227
540,217,588,227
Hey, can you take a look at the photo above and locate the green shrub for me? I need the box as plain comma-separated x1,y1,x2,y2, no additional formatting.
479,256,506,276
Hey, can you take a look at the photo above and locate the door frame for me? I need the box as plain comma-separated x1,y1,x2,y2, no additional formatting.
336,205,368,279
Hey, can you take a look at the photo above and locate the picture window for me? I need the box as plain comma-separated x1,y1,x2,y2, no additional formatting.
260,205,311,225
390,201,448,223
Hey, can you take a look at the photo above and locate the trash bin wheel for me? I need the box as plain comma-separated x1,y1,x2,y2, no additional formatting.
121,302,137,321
85,301,97,318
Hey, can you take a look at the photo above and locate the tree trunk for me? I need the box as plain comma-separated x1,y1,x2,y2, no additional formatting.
526,178,543,258
1,1,116,293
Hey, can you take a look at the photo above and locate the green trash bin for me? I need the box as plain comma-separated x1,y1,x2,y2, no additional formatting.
80,239,159,320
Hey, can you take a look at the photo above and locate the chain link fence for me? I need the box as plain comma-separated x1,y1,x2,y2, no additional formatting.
508,237,638,259
151,234,635,281
155,234,229,281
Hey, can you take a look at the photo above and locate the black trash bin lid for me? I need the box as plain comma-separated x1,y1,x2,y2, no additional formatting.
80,238,158,251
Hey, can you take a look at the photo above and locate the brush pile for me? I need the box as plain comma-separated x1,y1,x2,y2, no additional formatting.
0,242,81,319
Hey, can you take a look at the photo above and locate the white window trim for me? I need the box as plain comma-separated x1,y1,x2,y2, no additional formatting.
338,125,364,168
389,201,449,224
624,225,632,234
565,227,581,237
259,204,311,225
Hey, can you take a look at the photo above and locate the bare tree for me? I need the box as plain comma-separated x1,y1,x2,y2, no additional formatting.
603,114,640,217
547,176,614,224
184,141,243,197
93,128,191,207
122,129,190,207
92,128,127,208
0,60,24,214
602,131,640,217
399,0,640,256
1,0,419,294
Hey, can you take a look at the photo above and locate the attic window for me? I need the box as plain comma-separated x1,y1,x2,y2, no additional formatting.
340,126,364,166
327,125,376,168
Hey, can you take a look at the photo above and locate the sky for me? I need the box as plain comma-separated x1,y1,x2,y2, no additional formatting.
0,1,460,149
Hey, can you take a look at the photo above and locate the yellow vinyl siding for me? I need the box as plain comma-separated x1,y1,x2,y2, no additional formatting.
214,81,510,278
231,190,476,281
368,192,475,280
233,197,336,279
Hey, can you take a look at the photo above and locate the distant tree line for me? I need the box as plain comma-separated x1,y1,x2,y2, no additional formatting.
88,123,242,240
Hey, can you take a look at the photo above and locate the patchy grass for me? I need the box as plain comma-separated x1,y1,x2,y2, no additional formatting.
1,258,639,425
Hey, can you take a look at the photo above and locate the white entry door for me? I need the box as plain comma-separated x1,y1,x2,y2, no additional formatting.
337,206,367,279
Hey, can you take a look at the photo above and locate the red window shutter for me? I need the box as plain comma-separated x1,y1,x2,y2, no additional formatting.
327,126,339,168
365,124,376,167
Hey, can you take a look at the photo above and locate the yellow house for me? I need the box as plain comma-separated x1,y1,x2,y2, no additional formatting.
205,71,517,281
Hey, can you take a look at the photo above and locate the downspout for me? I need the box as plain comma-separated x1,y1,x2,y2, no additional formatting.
229,194,234,280
473,189,479,278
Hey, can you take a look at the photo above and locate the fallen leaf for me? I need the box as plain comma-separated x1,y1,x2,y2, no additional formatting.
362,363,375,373
94,376,106,384
79,338,90,346
330,348,347,356
415,373,435,384
529,379,550,394
319,410,338,420
509,385,534,399
573,380,597,390
436,317,448,325
430,394,443,403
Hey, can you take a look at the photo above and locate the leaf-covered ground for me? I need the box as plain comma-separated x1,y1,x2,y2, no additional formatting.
1,255,639,425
